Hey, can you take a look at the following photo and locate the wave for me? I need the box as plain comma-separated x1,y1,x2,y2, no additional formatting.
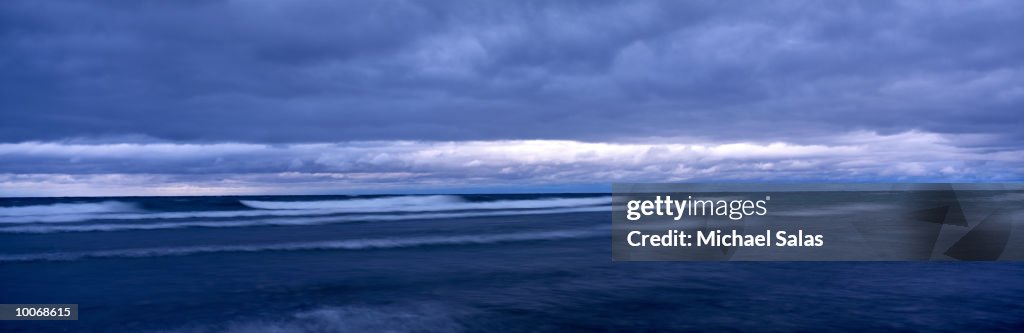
240,196,610,212
0,206,608,234
0,201,137,217
241,195,460,210
0,207,332,224
0,227,605,262
152,303,463,333
0,196,610,224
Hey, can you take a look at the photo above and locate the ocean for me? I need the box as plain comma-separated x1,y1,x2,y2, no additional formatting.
1,194,1022,332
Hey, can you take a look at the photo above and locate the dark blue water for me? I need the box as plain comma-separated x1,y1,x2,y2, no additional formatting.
1,195,1022,332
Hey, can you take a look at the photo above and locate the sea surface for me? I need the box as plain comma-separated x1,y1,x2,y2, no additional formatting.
0,194,1022,332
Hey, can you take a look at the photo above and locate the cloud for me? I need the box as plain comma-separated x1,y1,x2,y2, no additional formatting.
1,1,1022,143
1,130,1019,196
1,1,1021,194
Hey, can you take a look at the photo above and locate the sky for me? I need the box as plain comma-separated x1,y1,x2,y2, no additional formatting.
1,0,1022,196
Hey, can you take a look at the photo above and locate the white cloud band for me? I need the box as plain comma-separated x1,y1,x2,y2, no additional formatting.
0,130,1020,196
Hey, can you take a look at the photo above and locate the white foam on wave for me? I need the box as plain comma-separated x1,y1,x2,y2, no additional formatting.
0,196,610,224
0,227,605,262
0,206,608,234
0,206,341,224
0,201,137,217
240,196,610,212
241,195,460,210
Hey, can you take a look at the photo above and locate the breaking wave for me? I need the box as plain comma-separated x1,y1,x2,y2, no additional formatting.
0,207,334,224
0,196,610,224
240,195,610,212
0,201,137,217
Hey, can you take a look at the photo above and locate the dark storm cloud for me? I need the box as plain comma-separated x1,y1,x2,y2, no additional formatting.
2,0,1022,143
2,1,1023,195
